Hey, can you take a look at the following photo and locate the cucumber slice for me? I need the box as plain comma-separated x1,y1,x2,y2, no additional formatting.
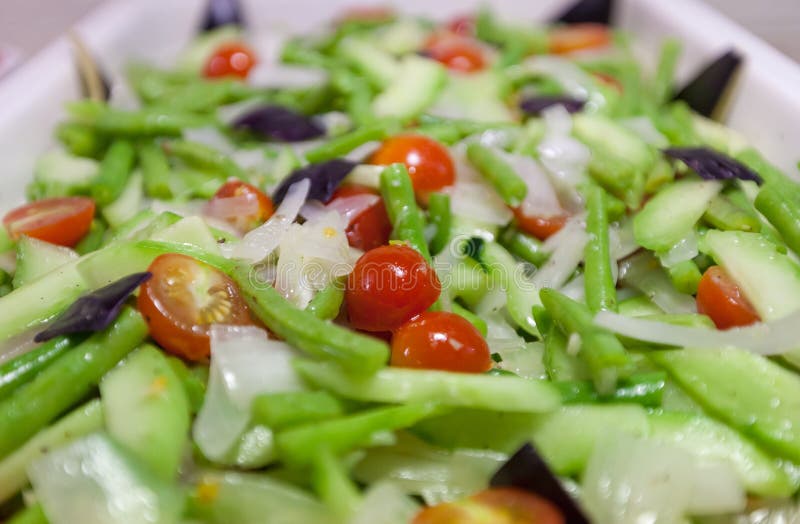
12,236,78,289
102,171,144,229
31,150,98,198
428,71,514,123
151,216,223,255
100,345,190,480
338,38,399,88
633,179,721,252
372,56,446,120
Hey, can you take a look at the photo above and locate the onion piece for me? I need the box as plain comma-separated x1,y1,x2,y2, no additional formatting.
659,232,699,268
444,182,513,226
533,218,588,290
537,105,590,211
248,64,328,89
183,126,234,153
511,56,608,112
496,149,564,218
325,194,380,224
621,117,668,148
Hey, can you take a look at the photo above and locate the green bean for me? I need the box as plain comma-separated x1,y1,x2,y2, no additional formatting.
56,122,107,159
0,308,146,458
74,219,107,255
427,192,452,256
379,164,432,261
498,227,549,267
534,306,588,382
252,391,344,430
584,185,617,313
652,39,681,104
154,80,254,114
0,337,75,402
451,302,487,337
703,193,761,232
465,143,527,207
7,504,48,524
91,139,136,205
138,141,173,199
667,259,703,295
305,120,397,164
282,38,337,68
540,288,631,394
755,183,800,256
330,69,375,126
311,448,362,519
0,400,103,503
166,357,207,415
164,140,245,180
84,106,213,137
231,265,389,375
415,123,463,145
555,371,666,408
737,149,800,200
305,278,346,321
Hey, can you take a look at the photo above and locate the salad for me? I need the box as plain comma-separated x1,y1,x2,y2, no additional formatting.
1,0,800,522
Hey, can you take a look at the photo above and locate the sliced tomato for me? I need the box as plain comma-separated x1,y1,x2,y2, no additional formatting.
391,311,491,373
346,245,441,332
424,33,486,72
203,42,257,79
328,184,392,251
513,208,568,240
414,487,565,524
369,135,455,202
549,23,611,55
3,196,95,247
206,179,274,233
446,14,477,36
137,254,255,361
696,265,760,330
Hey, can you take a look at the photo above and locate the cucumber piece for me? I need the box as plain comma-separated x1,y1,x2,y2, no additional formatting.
0,226,13,254
127,210,182,241
31,150,98,198
102,171,144,229
338,38,399,88
634,179,721,252
617,295,664,317
150,216,223,255
109,208,158,242
652,347,800,463
372,56,446,120
311,449,362,519
649,411,796,497
703,193,761,232
691,114,749,155
12,237,78,289
428,71,514,123
76,241,161,288
374,18,428,55
100,345,190,480
294,360,561,413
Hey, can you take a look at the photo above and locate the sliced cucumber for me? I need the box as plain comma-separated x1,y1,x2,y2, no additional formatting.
31,150,98,198
12,236,78,289
338,37,399,89
100,345,190,480
151,216,223,255
428,71,514,123
102,171,144,229
372,56,446,120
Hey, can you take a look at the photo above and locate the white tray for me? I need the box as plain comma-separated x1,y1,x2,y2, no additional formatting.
1,0,799,211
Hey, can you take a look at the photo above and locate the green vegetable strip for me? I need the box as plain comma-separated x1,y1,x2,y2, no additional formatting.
379,164,432,261
232,265,389,375
251,391,344,430
91,139,136,205
305,277,346,321
540,288,631,394
737,148,800,200
7,504,48,524
583,186,617,313
667,259,703,295
555,372,667,408
305,120,396,163
755,184,800,256
465,143,527,207
0,308,146,458
74,219,107,255
311,449,363,519
276,402,444,465
139,141,173,199
451,302,488,337
427,192,451,256
166,357,207,415
652,39,681,104
0,336,74,402
164,140,245,180
0,400,103,503
499,227,549,267
74,103,212,137
56,122,106,158
703,193,761,232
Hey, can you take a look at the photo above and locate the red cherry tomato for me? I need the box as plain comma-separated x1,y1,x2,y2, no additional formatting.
513,208,568,240
137,254,255,361
3,196,95,247
369,135,455,201
447,15,476,36
549,24,611,55
337,5,395,24
203,43,257,79
413,487,565,524
424,33,486,72
346,245,441,332
328,185,392,251
207,179,274,233
391,311,491,373
696,265,760,330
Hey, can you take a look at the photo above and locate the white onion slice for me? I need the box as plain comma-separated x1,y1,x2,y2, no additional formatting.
496,149,564,218
659,232,699,268
621,116,669,148
533,219,588,290
325,194,380,224
248,64,328,89
183,126,234,153
444,182,513,226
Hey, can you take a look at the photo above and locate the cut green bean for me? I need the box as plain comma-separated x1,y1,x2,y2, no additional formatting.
7,504,48,524
0,308,146,458
164,140,245,180
138,141,173,199
427,192,451,256
379,164,432,261
703,193,761,232
451,302,488,337
311,449,362,519
498,227,549,266
252,391,344,430
583,185,617,313
78,104,213,137
56,122,107,158
305,278,345,321
555,371,667,407
653,39,681,104
305,120,397,164
667,259,703,295
232,265,389,375
0,337,75,402
74,219,107,255
465,143,527,207
737,149,800,200
166,357,207,415
755,183,800,256
91,139,136,205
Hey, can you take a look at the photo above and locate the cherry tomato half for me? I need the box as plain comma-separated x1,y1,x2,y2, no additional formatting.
328,184,392,251
207,179,274,233
696,265,760,330
414,487,565,524
549,23,611,55
369,135,455,202
513,208,568,240
346,245,441,332
391,311,491,373
203,42,257,80
424,33,486,72
137,254,255,361
3,196,95,247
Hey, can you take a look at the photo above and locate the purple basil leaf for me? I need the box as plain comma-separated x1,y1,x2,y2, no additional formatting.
552,0,613,25
201,0,245,31
272,159,357,205
34,273,152,343
663,147,762,184
673,50,741,118
491,442,591,524
519,96,586,116
232,105,325,143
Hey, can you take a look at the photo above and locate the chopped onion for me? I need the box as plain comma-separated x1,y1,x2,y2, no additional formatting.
351,482,420,524
299,200,328,223
343,141,380,162
609,218,639,260
497,149,564,218
345,164,383,189
537,105,590,211
444,181,513,226
223,178,309,261
621,116,669,148
325,194,380,224
560,273,585,301
204,194,260,223
450,142,485,184
248,64,328,89
533,218,588,290
183,126,234,153
230,148,269,172
499,341,548,380
512,56,608,112
462,129,517,149
620,252,696,314
659,232,699,268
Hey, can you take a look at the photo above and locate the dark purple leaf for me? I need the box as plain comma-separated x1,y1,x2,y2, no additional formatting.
201,0,245,31
491,442,590,524
663,147,762,184
551,0,613,25
232,105,325,143
519,96,586,116
272,159,357,205
673,50,741,118
34,273,152,343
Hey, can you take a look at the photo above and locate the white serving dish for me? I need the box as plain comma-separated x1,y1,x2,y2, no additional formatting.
0,0,799,212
